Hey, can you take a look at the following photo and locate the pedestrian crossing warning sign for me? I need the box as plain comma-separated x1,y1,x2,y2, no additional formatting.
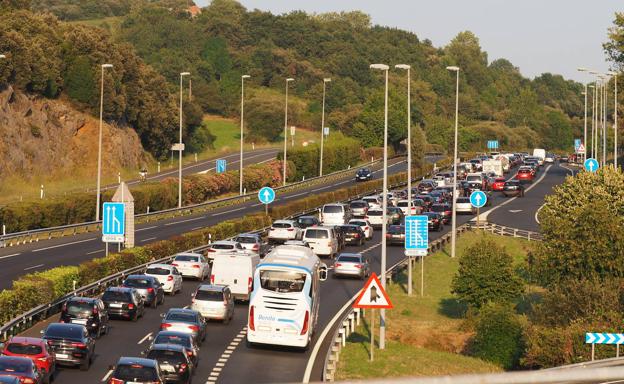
353,272,393,309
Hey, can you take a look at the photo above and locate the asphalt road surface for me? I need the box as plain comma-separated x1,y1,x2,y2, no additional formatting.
17,162,566,384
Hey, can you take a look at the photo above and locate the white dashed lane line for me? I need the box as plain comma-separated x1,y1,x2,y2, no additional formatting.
204,327,247,384
0,253,21,260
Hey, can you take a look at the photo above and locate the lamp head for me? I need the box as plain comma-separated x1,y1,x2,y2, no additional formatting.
102,64,113,68
370,64,389,70
324,78,331,83
180,72,190,76
395,64,411,70
242,75,251,79
286,78,294,82
446,66,460,72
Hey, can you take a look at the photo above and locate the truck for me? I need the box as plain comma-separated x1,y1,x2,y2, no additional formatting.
533,148,546,165
482,159,504,177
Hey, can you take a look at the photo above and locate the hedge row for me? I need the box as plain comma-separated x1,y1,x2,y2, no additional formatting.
0,160,293,233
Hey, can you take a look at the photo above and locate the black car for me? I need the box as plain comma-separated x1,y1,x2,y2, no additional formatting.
122,275,165,308
424,212,444,231
386,206,404,225
355,168,373,181
41,323,95,371
331,226,346,250
417,181,436,194
0,356,42,384
338,225,366,246
60,296,109,338
430,204,452,224
149,331,199,368
102,287,145,321
296,215,320,229
386,225,405,245
145,344,192,384
416,195,434,210
502,180,525,197
109,357,164,384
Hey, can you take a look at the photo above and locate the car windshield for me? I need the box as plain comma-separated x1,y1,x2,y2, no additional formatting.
146,267,170,275
272,222,292,229
350,221,366,226
166,313,196,323
350,202,367,208
102,291,131,302
174,255,199,262
6,344,42,356
147,350,186,366
0,361,30,373
466,175,481,182
154,335,191,348
260,270,307,293
211,244,234,250
367,210,383,216
194,290,223,301
431,205,447,212
44,325,82,339
298,217,316,225
235,236,257,244
114,365,159,381
456,198,470,203
337,256,361,263
305,229,329,239
388,226,404,234
66,301,93,315
124,278,151,288
323,205,343,213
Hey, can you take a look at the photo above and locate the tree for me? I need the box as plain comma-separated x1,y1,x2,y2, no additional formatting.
64,55,95,104
604,12,624,71
452,237,523,309
469,304,524,369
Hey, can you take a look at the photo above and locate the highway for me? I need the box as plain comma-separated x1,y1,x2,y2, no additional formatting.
0,157,412,289
17,162,568,384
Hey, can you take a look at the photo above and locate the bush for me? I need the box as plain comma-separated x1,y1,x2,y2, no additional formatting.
468,304,524,369
451,236,523,309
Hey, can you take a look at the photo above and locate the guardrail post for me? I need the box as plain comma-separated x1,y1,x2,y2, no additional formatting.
528,232,531,241
514,228,517,237
339,328,346,347
500,226,504,236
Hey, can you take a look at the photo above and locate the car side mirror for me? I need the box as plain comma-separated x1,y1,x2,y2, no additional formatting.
148,335,154,341
191,293,195,298
108,364,115,371
39,330,44,335
319,264,328,281
160,313,166,318
140,350,146,356
0,342,4,350
161,283,165,286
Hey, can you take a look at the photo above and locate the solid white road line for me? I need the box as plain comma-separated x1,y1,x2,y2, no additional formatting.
24,264,44,271
136,226,158,232
138,332,153,345
101,369,114,382
213,207,245,217
86,249,104,255
535,203,547,224
164,216,205,226
32,237,95,253
0,253,20,260
140,237,157,243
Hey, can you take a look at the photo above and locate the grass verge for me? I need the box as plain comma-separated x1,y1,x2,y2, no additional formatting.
336,230,534,380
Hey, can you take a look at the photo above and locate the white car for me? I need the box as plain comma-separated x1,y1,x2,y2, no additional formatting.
321,204,351,225
365,208,391,229
545,154,555,163
396,200,420,215
455,197,476,214
171,252,210,280
348,219,373,240
362,196,381,209
206,240,246,261
145,263,183,294
268,220,302,244
302,226,339,258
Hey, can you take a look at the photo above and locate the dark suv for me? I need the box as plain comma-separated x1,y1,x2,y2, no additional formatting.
102,287,145,321
108,357,164,384
41,323,95,371
122,275,164,308
60,296,109,337
355,168,373,181
145,344,192,384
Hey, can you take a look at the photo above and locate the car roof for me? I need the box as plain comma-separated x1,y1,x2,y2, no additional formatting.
212,240,238,245
150,343,186,353
236,233,260,238
174,252,202,257
0,356,34,364
273,219,295,224
117,357,159,368
105,286,135,293
338,253,363,258
147,263,174,269
166,308,200,315
197,284,227,292
46,323,86,332
6,336,45,345
67,296,99,304
126,274,156,280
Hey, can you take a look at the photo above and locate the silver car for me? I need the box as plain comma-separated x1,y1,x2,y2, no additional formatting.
191,285,234,324
349,200,369,217
234,234,270,257
333,253,370,279
159,308,207,344
455,197,476,214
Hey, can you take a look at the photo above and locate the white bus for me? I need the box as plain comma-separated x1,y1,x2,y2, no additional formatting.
247,245,327,349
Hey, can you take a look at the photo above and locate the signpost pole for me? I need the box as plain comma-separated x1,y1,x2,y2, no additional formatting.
592,343,595,361
105,242,109,257
421,255,424,296
370,308,375,362
265,203,268,216
407,257,412,296
477,207,480,227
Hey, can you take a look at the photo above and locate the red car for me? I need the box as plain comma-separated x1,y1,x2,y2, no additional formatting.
1,337,55,383
490,177,506,191
516,168,534,183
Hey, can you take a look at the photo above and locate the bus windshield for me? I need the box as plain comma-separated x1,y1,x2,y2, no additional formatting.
260,270,307,293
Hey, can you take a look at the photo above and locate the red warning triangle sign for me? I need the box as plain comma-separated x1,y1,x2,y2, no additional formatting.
577,144,586,154
353,272,393,309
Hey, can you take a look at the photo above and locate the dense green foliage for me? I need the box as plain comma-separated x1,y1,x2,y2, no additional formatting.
468,304,524,370
452,237,523,309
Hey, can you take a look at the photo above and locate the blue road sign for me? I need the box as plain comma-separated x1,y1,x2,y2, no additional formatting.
216,159,227,174
470,191,487,208
258,186,275,205
574,139,581,151
584,158,599,173
585,333,624,345
487,140,499,150
102,202,125,242
405,216,428,256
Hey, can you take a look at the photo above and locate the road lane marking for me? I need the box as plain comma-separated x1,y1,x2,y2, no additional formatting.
138,332,153,345
286,191,309,199
86,249,104,255
213,207,246,217
205,329,245,383
32,237,95,252
24,264,44,271
101,369,113,382
164,216,205,226
140,237,157,243
535,203,547,224
191,226,204,231
136,226,158,232
0,253,20,260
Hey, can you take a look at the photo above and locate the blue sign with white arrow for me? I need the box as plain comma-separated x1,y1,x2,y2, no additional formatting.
585,333,624,345
574,139,581,151
584,158,599,173
258,186,275,205
470,191,487,209
487,140,499,150
216,159,227,174
404,216,428,257
102,202,125,242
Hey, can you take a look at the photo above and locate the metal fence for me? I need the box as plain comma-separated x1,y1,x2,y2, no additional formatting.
469,221,543,241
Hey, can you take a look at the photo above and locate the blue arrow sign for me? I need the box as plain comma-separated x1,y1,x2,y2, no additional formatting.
574,139,581,151
102,202,125,242
258,186,275,205
585,333,624,344
487,140,499,150
405,216,428,256
584,158,599,173
216,159,227,174
470,191,487,208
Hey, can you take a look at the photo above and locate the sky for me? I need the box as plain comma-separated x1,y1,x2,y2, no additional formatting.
195,0,622,82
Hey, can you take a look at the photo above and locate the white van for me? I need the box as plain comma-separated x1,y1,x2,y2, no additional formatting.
210,254,260,301
533,148,546,165
303,226,338,258
321,204,350,225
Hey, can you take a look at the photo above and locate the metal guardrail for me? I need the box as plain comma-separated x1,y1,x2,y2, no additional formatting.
0,157,398,248
469,221,543,241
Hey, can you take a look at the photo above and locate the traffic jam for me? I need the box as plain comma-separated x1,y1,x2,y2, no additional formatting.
0,151,551,384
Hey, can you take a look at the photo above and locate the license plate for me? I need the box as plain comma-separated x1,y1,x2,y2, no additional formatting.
109,303,122,308
71,319,87,325
55,353,69,359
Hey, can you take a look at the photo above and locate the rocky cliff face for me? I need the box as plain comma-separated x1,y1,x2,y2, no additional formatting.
0,86,147,181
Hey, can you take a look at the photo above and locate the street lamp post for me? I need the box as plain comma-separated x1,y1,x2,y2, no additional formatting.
95,63,113,222
447,66,460,259
283,78,294,186
370,63,389,350
589,84,595,159
578,68,590,162
609,72,618,168
319,78,331,177
603,76,609,166
178,72,190,209
240,75,250,195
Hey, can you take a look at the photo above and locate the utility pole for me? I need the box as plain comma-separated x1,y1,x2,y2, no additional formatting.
240,75,250,195
447,66,460,258
319,78,331,176
95,64,113,222
283,78,294,186
178,72,190,208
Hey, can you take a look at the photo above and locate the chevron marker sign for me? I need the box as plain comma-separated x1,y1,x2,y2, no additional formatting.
585,333,624,344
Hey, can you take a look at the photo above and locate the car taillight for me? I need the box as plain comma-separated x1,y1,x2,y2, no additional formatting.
287,228,294,231
300,311,310,335
147,287,154,293
248,277,253,293
269,227,275,230
186,350,193,358
386,234,391,238
335,263,342,267
61,303,67,312
109,379,124,384
355,264,362,269
20,378,35,384
192,264,201,268
188,325,199,332
70,342,86,349
178,363,188,373
161,323,172,329
249,306,255,331
93,306,99,314
167,275,174,281
252,244,259,251
208,249,216,252
364,226,369,231
171,263,179,266
37,357,49,362
211,275,215,284
128,303,135,310
364,216,369,219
